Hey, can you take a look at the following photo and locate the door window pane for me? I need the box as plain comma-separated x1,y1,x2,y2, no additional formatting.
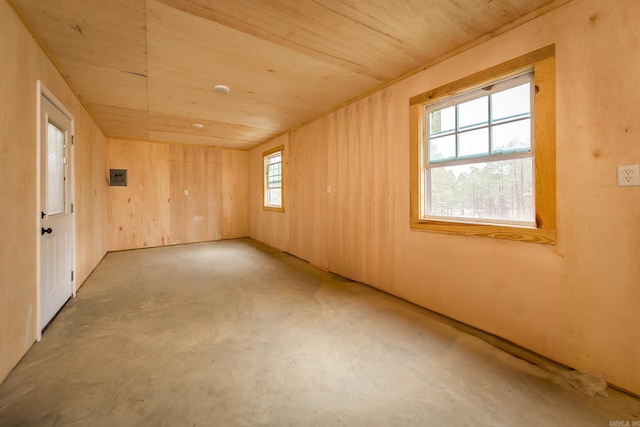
47,123,65,215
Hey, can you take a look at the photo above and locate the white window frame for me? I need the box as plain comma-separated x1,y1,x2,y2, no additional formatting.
423,72,535,227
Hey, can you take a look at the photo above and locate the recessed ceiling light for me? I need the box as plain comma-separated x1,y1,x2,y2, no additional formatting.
191,123,204,129
213,84,231,94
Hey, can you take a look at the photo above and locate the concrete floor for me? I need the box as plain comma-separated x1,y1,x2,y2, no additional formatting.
0,239,638,426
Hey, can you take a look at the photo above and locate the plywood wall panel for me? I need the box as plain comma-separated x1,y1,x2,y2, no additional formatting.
391,2,639,395
222,149,249,239
107,140,171,250
168,144,224,244
1,1,108,383
107,139,246,250
247,0,640,395
289,122,329,269
247,134,290,251
168,143,187,244
538,0,640,393
327,91,395,292
75,109,108,285
207,149,225,240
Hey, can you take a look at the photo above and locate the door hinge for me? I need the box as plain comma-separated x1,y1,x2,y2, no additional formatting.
70,203,74,213
71,135,75,145
71,271,74,281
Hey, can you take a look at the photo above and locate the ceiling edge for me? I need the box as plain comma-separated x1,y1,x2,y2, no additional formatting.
6,0,109,140
256,0,574,151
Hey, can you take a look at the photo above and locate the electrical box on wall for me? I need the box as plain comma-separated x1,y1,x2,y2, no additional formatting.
109,169,127,186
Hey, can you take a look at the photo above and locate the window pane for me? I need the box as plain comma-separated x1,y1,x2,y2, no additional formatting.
427,158,534,223
267,188,281,207
492,119,531,154
491,83,530,123
268,153,281,164
267,162,282,188
264,149,283,208
458,128,489,158
429,106,455,136
47,123,65,215
428,134,455,162
457,96,488,130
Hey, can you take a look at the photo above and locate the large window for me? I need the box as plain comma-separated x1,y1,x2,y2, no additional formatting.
263,146,284,212
426,73,534,225
410,46,556,244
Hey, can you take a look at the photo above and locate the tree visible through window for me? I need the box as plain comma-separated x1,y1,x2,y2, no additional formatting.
409,46,556,244
426,74,534,225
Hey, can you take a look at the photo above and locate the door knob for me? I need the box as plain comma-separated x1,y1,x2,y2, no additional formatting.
41,211,46,219
41,227,52,235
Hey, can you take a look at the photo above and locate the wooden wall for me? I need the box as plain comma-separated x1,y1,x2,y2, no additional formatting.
248,134,290,251
248,0,640,395
0,1,108,382
107,139,248,251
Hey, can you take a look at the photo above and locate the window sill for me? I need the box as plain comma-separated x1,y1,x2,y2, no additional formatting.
410,218,556,244
263,206,285,213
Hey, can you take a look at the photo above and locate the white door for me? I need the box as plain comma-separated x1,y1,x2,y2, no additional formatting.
40,94,74,330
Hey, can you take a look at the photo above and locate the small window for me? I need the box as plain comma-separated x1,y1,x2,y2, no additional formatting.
263,146,284,212
410,46,556,244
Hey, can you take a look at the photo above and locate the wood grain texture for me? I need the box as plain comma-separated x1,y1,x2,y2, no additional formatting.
75,109,109,284
409,46,556,245
248,134,290,251
168,144,223,244
11,0,561,149
87,105,149,141
107,139,171,250
107,139,247,251
248,0,640,397
222,149,249,239
533,56,556,232
149,113,278,150
327,90,396,292
0,0,108,382
288,122,330,269
409,45,555,106
155,0,542,81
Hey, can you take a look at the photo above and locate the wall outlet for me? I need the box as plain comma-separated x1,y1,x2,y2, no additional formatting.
617,165,640,186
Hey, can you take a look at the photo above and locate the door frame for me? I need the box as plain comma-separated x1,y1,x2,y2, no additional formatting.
36,81,76,341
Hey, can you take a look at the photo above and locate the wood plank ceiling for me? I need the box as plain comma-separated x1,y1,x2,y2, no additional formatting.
10,0,561,149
